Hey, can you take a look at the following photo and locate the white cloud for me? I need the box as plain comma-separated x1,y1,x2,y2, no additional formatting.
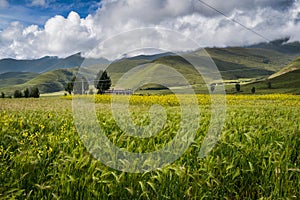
0,12,97,59
31,0,47,7
0,0,8,8
0,0,300,60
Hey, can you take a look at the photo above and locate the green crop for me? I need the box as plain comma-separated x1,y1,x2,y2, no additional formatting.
0,95,299,199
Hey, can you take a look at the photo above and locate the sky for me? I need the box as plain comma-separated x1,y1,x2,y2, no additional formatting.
0,0,300,60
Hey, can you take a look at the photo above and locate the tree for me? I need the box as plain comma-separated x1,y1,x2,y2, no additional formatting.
94,70,111,94
65,76,76,95
14,90,21,98
1,92,4,98
14,90,22,98
24,88,30,98
251,87,256,94
235,83,241,92
267,81,272,89
73,76,89,94
30,88,40,98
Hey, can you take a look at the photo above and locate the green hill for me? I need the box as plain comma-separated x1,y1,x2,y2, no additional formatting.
236,56,300,94
105,48,283,83
0,72,38,88
0,68,77,95
205,47,295,72
1,40,300,95
269,56,300,79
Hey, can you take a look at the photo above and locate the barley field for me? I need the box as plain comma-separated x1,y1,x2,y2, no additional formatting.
0,94,299,199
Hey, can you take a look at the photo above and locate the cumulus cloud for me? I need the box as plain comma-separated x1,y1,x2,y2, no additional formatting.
0,0,300,59
0,12,97,59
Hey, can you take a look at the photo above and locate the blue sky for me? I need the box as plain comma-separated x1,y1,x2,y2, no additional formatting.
0,0,300,59
0,0,100,29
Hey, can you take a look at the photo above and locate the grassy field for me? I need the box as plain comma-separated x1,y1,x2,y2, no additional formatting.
0,95,299,199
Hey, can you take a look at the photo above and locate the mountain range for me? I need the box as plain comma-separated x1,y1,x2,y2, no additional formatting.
0,39,300,95
0,53,109,74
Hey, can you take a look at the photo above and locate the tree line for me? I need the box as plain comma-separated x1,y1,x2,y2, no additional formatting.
0,87,40,98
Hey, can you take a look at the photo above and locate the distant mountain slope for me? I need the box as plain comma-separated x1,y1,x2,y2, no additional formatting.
0,56,59,73
102,45,300,93
248,38,300,55
205,47,296,72
125,52,175,61
0,53,109,74
240,56,300,94
0,72,38,88
269,56,300,79
267,56,300,93
240,70,300,94
1,68,77,94
2,53,300,95
268,70,300,92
